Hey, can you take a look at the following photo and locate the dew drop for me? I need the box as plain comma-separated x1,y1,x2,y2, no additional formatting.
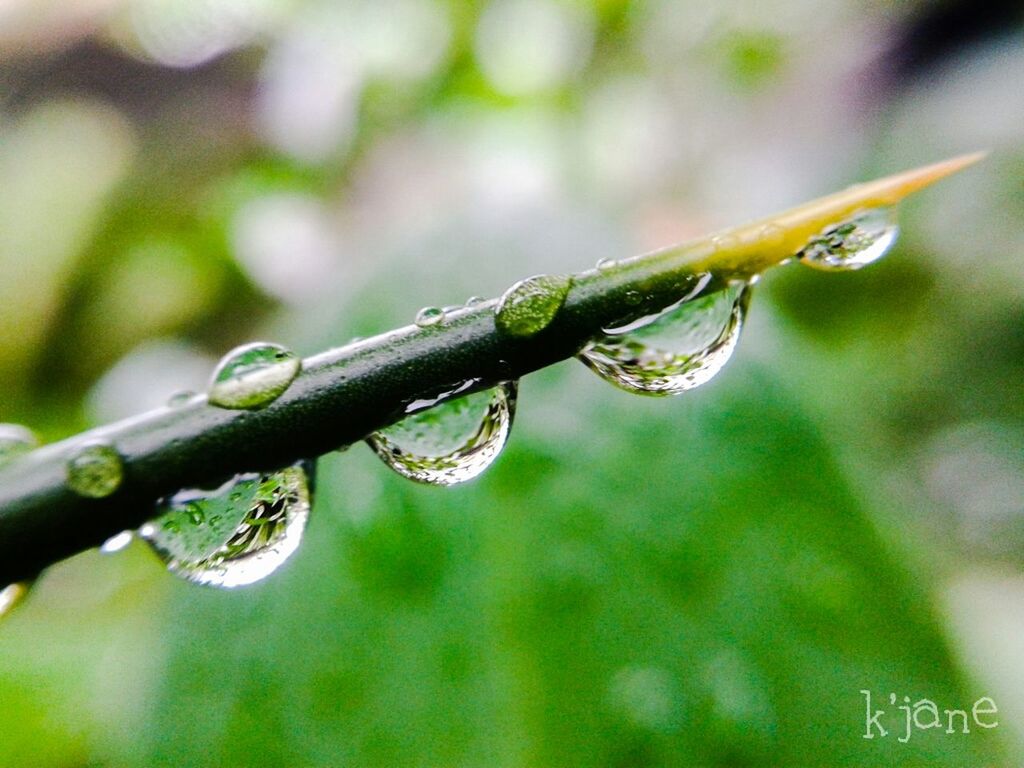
596,258,616,271
0,582,31,621
798,207,898,271
494,274,572,338
711,233,739,252
166,390,194,407
208,342,301,410
415,306,446,328
66,442,124,498
578,280,752,396
759,222,785,248
100,530,133,554
465,295,486,308
139,463,312,588
366,381,517,485
0,424,38,465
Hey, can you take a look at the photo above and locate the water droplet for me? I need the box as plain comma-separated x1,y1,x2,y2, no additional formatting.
0,424,38,464
366,381,517,485
100,530,133,554
711,233,739,252
415,306,445,328
66,442,124,498
578,280,752,395
0,582,31,620
494,274,572,338
798,207,898,271
166,390,194,407
759,222,785,248
465,296,486,308
596,258,616,271
208,342,301,410
139,463,312,588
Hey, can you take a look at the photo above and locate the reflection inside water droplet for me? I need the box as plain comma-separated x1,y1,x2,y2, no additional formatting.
798,207,898,271
578,280,752,395
139,463,312,588
208,342,301,410
366,381,517,485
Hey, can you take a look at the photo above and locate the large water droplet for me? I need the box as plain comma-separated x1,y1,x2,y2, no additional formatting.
366,381,517,485
0,582,31,620
494,274,572,338
578,281,752,395
66,442,124,498
208,342,301,410
798,207,898,271
0,424,37,465
139,463,312,588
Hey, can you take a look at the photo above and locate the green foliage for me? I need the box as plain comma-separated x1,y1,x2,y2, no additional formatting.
135,364,999,766
1,1,1022,766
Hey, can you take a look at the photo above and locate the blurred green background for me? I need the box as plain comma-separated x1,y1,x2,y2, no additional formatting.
1,0,1022,765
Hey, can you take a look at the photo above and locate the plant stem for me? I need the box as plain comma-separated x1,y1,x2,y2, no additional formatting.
0,153,984,585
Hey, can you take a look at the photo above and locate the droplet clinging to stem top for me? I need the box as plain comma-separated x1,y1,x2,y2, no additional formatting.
208,342,301,410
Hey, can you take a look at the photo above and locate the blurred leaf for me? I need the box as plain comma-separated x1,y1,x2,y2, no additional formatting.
136,363,1000,767
0,98,135,411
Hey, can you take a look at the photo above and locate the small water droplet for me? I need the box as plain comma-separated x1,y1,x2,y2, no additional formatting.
66,442,124,498
100,530,133,554
0,582,31,621
208,342,301,410
366,381,517,485
711,233,739,252
465,296,486,308
578,281,752,395
596,258,616,271
798,207,898,271
759,223,785,248
0,424,38,465
166,390,194,407
415,306,446,328
139,463,312,588
494,274,572,338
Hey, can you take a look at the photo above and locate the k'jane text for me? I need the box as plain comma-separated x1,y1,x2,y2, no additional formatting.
861,690,998,742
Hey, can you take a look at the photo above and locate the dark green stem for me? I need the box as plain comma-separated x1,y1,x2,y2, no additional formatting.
0,152,981,584
0,240,734,584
